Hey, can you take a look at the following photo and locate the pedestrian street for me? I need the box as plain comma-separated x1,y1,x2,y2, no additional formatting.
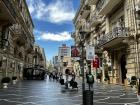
0,77,139,105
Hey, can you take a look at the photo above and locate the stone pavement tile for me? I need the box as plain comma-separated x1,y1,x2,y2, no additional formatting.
9,96,50,103
0,94,24,99
120,94,137,98
133,102,140,105
37,99,81,105
0,100,21,105
94,93,123,97
93,96,108,101
0,79,139,105
98,97,138,104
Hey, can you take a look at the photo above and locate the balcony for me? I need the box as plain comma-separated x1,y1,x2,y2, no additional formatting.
26,43,34,54
81,22,91,33
98,27,129,48
0,0,16,23
88,0,98,5
76,19,83,29
97,0,122,15
80,5,90,19
10,24,23,35
90,14,102,27
10,24,26,46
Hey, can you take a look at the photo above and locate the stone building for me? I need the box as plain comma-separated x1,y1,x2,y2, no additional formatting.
73,0,140,85
0,0,34,79
33,44,47,69
58,44,73,74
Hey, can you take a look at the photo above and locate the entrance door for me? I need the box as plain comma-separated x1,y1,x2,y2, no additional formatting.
120,54,127,84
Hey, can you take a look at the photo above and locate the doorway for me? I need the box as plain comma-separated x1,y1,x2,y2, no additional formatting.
120,54,127,84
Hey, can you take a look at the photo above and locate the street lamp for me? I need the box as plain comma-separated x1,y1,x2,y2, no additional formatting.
79,31,86,92
79,31,93,105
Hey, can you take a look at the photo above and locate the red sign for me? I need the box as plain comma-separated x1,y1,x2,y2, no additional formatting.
71,46,80,57
92,57,99,68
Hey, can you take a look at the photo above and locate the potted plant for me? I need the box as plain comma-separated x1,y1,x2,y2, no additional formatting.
12,76,17,84
1,77,11,88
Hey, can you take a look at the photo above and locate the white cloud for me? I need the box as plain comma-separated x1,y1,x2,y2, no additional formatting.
34,30,72,41
26,0,75,24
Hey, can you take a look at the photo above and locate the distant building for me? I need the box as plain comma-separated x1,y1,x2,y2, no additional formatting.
53,56,59,71
58,44,70,57
33,44,47,69
58,44,73,74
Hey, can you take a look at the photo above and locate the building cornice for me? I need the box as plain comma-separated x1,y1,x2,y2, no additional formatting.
23,0,34,28
73,2,84,25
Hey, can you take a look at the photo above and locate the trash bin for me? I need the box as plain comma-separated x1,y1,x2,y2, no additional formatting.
83,90,93,105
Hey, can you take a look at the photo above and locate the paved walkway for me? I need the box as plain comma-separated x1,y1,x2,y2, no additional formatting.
0,76,139,105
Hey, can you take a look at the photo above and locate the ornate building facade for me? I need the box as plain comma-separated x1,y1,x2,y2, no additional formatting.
0,0,34,79
73,0,140,85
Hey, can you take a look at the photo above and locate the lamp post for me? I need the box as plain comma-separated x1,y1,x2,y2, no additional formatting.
79,31,93,105
79,31,86,93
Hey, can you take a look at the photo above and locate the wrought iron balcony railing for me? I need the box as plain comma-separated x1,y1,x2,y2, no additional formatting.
98,27,129,47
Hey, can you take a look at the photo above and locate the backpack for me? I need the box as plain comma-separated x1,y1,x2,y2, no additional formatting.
87,74,94,84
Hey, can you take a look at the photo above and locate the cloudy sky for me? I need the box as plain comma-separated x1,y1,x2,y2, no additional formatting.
26,0,80,61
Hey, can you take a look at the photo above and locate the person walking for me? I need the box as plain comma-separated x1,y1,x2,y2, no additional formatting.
65,69,70,89
71,70,76,80
86,71,94,90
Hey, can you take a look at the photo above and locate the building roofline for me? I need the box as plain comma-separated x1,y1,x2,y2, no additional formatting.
73,1,84,25
24,0,34,28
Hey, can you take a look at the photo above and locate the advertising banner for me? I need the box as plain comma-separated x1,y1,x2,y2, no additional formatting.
86,46,95,61
93,57,99,69
71,46,80,57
